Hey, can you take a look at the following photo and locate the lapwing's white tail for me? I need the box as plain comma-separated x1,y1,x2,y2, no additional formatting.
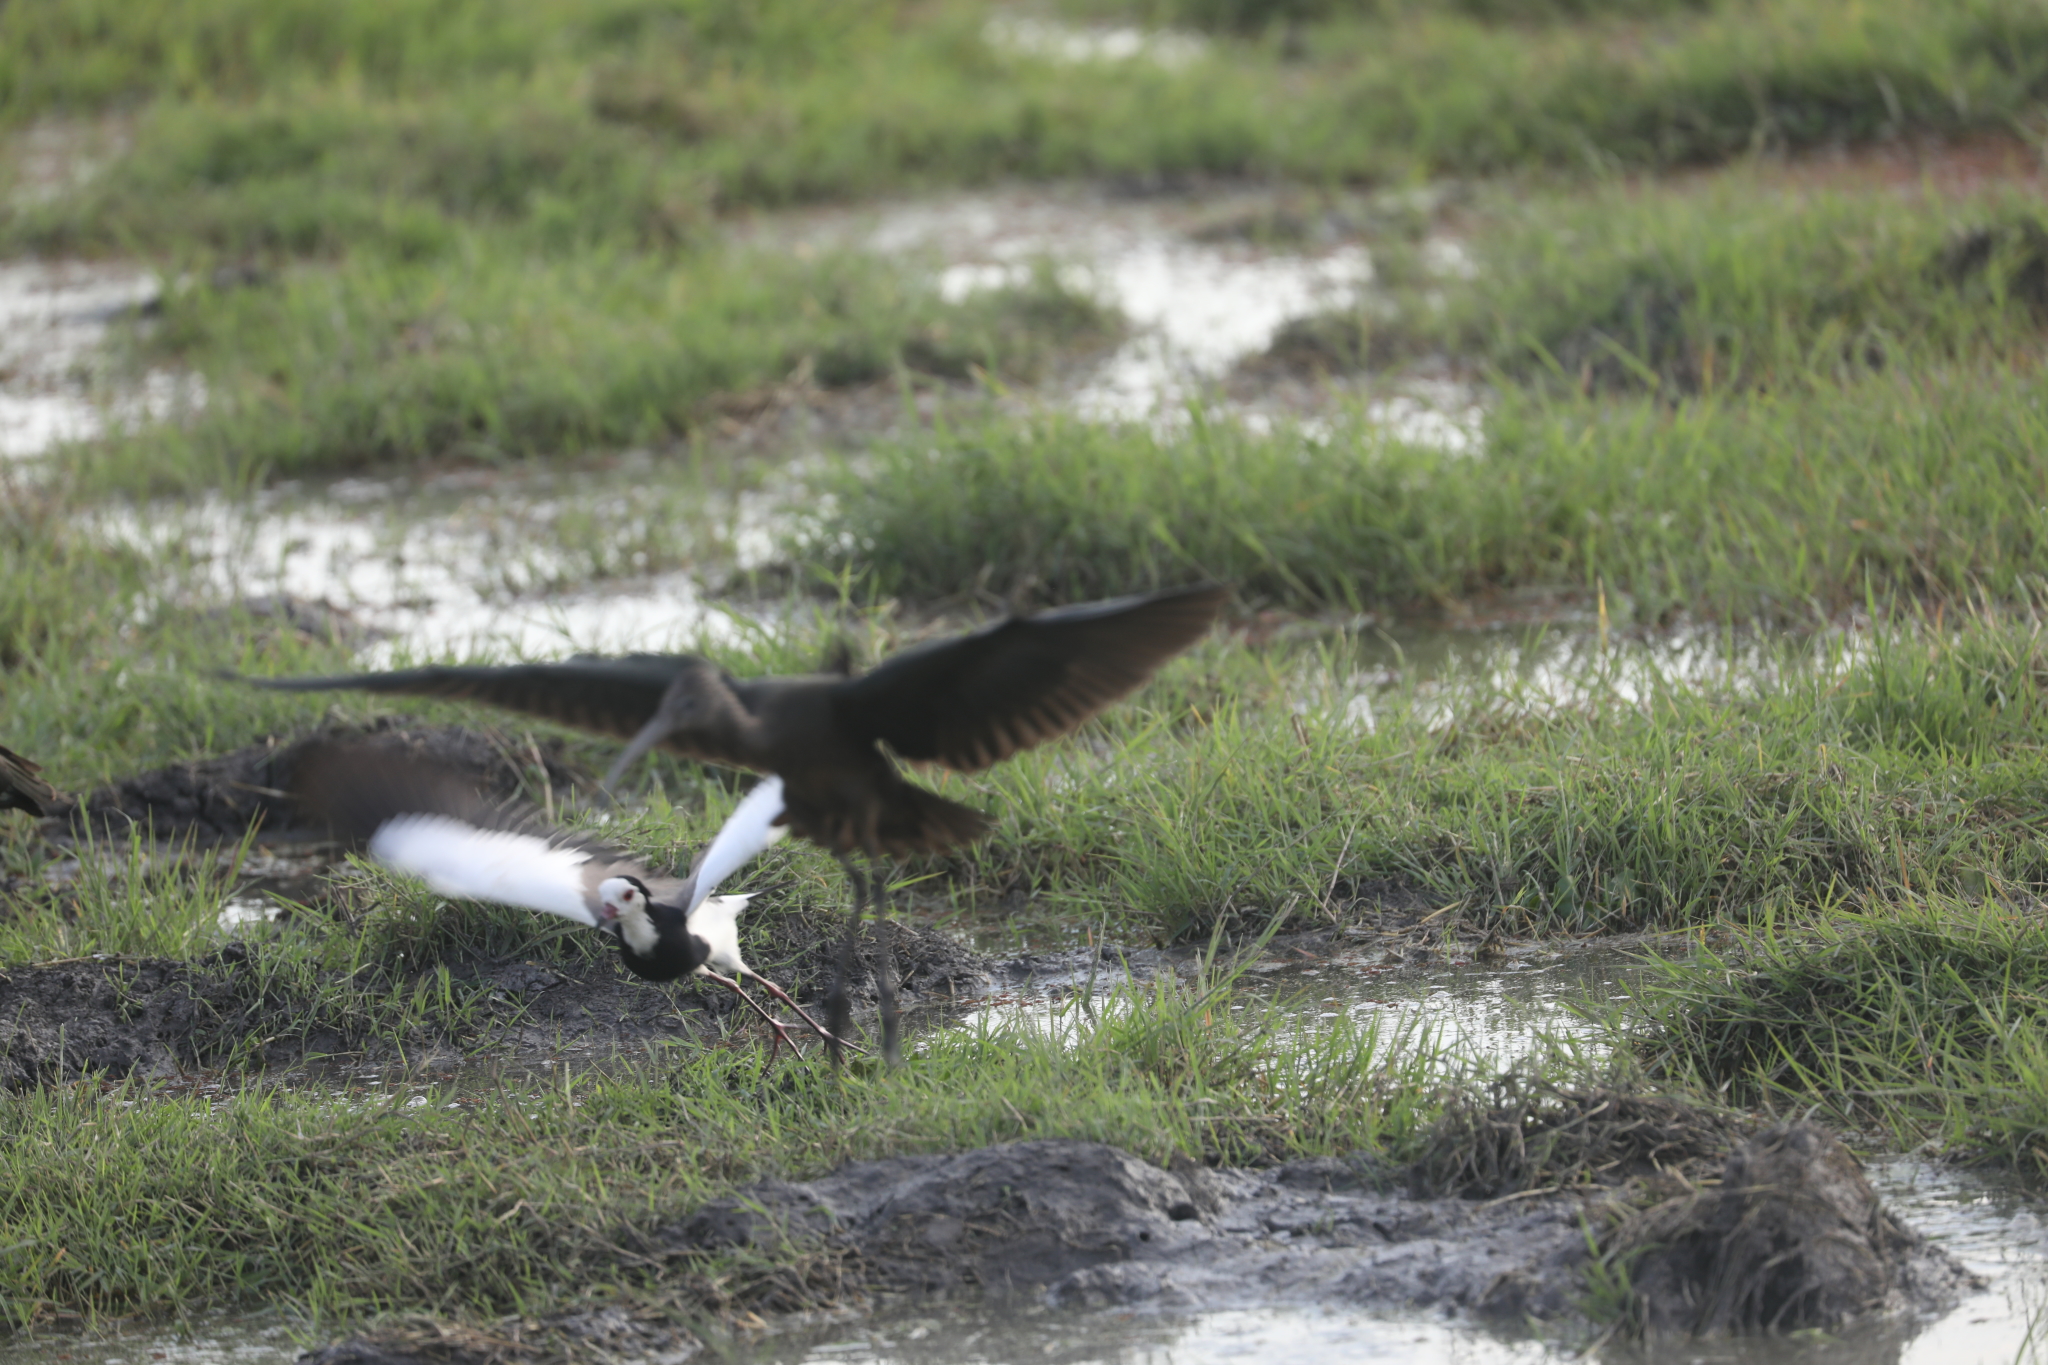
686,892,752,977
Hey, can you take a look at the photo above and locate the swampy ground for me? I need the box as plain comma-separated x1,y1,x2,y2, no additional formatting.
14,0,2048,1361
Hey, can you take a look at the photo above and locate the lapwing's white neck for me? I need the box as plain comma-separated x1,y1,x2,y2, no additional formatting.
598,875,663,957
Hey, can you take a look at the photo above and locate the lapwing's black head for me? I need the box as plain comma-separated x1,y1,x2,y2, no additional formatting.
595,874,705,982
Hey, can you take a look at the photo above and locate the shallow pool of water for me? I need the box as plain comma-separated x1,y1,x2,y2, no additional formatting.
955,936,1640,1069
0,260,197,460
0,1319,297,1365
87,471,784,663
742,184,1478,445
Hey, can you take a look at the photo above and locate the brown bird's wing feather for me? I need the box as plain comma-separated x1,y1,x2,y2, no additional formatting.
833,584,1227,773
289,739,680,918
290,738,625,863
0,744,54,817
243,656,735,756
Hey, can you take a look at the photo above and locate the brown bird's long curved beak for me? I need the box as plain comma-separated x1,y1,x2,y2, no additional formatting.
601,712,674,791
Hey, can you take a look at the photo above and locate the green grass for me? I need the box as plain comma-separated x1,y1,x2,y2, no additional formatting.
9,0,2048,255
23,480,2048,956
14,1,2048,491
0,970,1445,1326
69,245,1112,491
809,364,2048,621
1097,0,1716,31
1625,900,2048,1170
1341,181,2048,393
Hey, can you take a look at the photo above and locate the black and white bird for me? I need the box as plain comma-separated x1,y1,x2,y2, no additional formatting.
290,740,852,1054
249,584,1230,1064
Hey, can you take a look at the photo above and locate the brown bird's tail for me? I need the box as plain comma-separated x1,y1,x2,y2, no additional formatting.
784,778,990,858
874,782,990,858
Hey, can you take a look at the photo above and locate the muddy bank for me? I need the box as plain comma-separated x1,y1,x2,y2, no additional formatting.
0,917,995,1087
45,720,584,845
659,1138,1583,1317
304,1124,1976,1364
1610,1121,1979,1335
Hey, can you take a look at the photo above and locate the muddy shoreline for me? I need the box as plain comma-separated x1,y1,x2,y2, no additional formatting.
0,917,1002,1088
299,1125,1978,1364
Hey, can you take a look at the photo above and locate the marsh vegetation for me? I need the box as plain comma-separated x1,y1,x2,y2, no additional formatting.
10,0,2048,1359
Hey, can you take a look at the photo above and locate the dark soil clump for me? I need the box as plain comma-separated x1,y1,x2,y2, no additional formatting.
654,1137,1600,1317
0,953,262,1088
296,1124,1976,1357
46,720,584,845
1605,1121,1982,1336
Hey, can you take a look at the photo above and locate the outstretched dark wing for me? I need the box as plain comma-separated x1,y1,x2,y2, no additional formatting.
0,744,54,817
290,737,539,843
241,656,702,743
833,584,1227,772
288,739,669,924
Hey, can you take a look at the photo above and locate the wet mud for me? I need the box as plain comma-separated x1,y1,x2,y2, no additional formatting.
44,720,584,845
304,1124,1976,1365
658,1138,1589,1318
0,914,996,1087
1609,1121,1980,1336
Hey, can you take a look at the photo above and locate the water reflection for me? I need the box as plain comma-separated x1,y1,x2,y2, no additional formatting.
1340,620,1800,719
0,261,198,460
743,185,1476,443
87,476,779,663
0,1320,295,1365
744,1305,1554,1364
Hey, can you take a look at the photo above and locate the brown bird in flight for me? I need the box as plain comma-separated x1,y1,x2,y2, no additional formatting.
244,583,1229,1061
1,745,54,817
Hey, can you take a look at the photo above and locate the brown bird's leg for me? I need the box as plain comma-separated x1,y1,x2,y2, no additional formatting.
700,969,799,1057
873,863,902,1068
828,855,871,1067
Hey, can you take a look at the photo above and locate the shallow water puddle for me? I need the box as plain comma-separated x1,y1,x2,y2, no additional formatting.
980,16,1206,69
747,1304,1555,1363
954,939,1636,1068
741,185,1477,445
90,474,773,662
0,1319,296,1365
0,260,196,460
1256,943,1636,1067
1297,618,1814,731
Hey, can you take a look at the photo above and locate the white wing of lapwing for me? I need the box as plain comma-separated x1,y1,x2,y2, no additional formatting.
293,740,780,929
368,814,609,926
682,776,788,916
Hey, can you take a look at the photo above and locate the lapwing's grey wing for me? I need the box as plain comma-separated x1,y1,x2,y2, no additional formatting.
243,656,702,745
0,745,54,816
289,740,656,928
833,583,1227,773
